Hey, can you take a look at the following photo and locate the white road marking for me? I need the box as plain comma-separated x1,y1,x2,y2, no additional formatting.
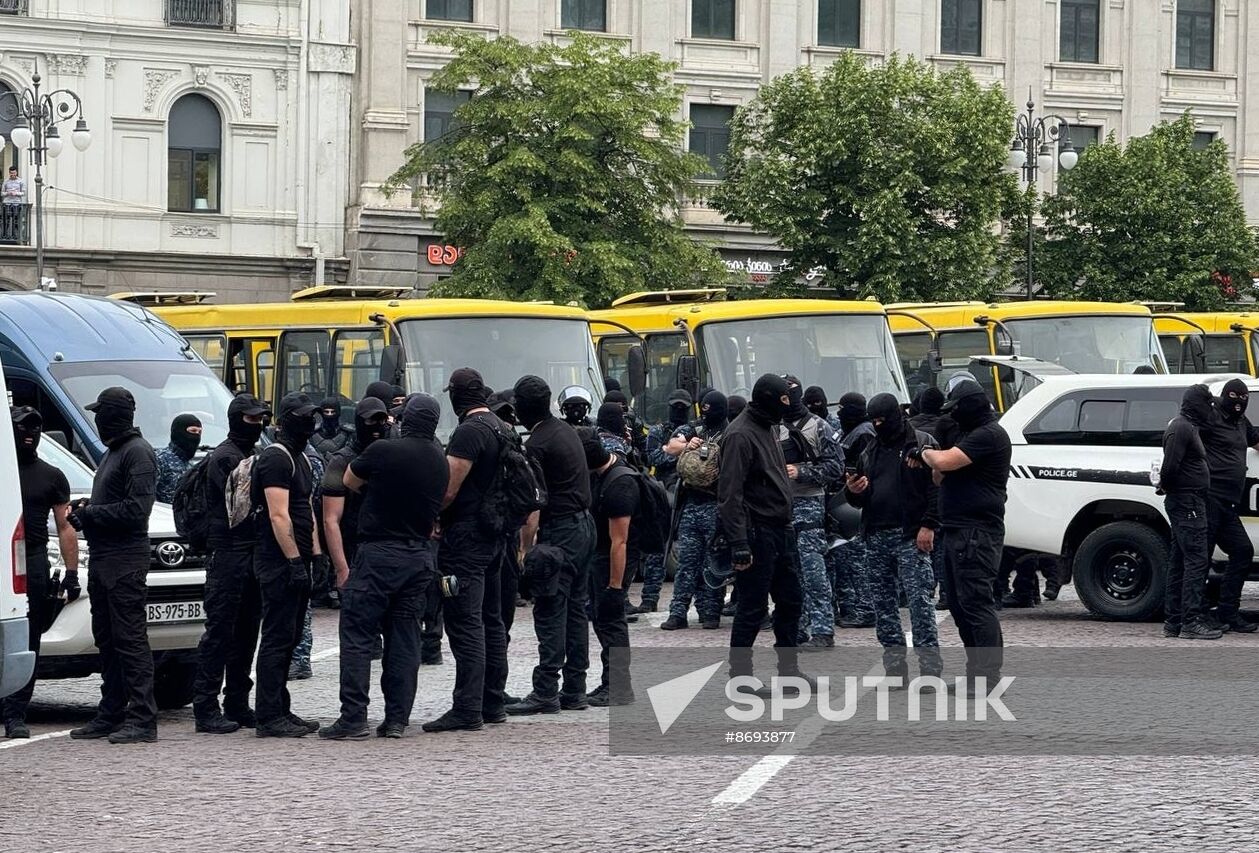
710,609,951,807
0,729,71,750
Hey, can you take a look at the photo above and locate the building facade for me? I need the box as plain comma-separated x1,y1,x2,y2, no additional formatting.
0,0,353,299
350,0,1259,291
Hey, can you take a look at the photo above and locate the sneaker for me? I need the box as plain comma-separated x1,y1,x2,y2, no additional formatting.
1179,619,1224,640
69,718,120,740
837,616,875,629
660,615,688,631
1043,578,1062,601
421,710,485,733
108,724,158,744
288,713,321,734
288,662,313,681
1001,594,1035,609
225,707,257,729
587,685,609,703
195,713,241,735
376,721,407,739
701,618,720,630
1221,614,1258,634
317,719,371,740
630,600,658,614
801,635,834,650
559,693,589,711
4,720,29,739
505,693,561,716
1162,623,1182,639
256,718,310,738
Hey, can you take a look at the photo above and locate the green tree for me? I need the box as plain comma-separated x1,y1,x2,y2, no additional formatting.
1038,115,1257,309
385,32,725,306
711,53,1019,302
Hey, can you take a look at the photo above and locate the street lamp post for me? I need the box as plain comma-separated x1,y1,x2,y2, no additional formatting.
1008,89,1077,300
0,63,92,289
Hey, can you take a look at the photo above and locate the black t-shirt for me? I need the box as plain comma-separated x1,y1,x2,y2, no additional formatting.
253,443,315,561
350,435,448,542
592,462,641,564
18,457,70,557
939,420,1011,531
206,441,252,550
321,444,366,554
444,412,503,525
1202,412,1259,504
526,416,591,521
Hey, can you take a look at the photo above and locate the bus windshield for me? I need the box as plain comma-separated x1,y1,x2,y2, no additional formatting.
51,359,237,448
399,317,603,438
1003,316,1165,375
699,314,907,404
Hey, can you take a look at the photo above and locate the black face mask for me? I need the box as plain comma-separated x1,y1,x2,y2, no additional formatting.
1182,385,1215,426
320,411,342,436
356,415,388,449
668,402,690,427
750,375,791,425
172,430,201,458
783,380,807,421
701,392,728,431
94,404,134,446
13,422,40,462
401,395,441,440
1221,379,1250,420
951,394,993,431
868,394,904,444
450,386,488,419
229,416,264,448
280,412,317,449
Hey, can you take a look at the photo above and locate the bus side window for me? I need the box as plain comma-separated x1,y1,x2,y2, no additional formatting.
598,336,635,397
333,329,385,409
255,347,275,405
277,331,331,401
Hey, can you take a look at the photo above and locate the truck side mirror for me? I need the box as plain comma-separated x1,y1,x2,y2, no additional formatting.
379,345,404,386
676,354,700,401
1187,335,1206,372
627,345,647,400
928,348,943,372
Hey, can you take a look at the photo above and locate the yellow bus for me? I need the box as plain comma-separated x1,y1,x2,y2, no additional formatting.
1153,311,1259,376
887,300,1166,411
131,286,604,439
589,290,907,423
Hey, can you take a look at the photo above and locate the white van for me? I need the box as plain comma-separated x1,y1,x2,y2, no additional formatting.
0,364,34,699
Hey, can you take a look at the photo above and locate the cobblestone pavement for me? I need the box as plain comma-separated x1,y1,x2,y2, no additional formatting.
3,582,1257,852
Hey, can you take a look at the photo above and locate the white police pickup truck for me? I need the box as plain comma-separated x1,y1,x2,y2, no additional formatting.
1000,373,1259,621
39,437,205,708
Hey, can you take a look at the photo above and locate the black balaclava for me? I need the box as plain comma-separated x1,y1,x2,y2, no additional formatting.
88,387,137,447
227,394,268,450
919,387,945,416
596,401,625,437
170,413,203,460
728,395,747,421
354,397,390,450
488,390,517,426
1182,384,1215,427
947,381,994,432
701,390,728,431
447,367,489,420
867,393,905,445
749,374,791,425
276,392,317,451
391,385,406,408
667,389,693,427
514,376,553,429
782,375,807,421
582,433,612,470
1220,378,1250,420
604,377,622,394
838,392,867,434
11,407,42,464
401,393,441,441
605,390,629,412
803,386,828,420
318,396,342,437
364,381,395,407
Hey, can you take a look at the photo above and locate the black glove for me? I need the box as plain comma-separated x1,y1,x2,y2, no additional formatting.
287,557,310,587
731,542,753,570
311,554,331,591
596,586,624,622
66,510,84,532
903,444,925,464
61,570,81,603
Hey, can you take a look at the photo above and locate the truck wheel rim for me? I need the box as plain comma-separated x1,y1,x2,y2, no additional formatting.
1099,545,1149,602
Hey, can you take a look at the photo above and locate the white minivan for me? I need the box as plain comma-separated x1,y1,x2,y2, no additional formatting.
0,363,34,699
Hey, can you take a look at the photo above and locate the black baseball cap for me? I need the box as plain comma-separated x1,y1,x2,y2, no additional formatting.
10,405,41,425
668,389,693,405
355,397,389,421
85,387,136,412
276,392,318,419
444,367,485,393
228,393,270,418
941,379,987,413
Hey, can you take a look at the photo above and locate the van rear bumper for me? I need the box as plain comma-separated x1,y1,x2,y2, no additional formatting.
0,616,34,699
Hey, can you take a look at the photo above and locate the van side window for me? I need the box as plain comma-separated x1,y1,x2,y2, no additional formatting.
1026,388,1181,447
1079,400,1125,434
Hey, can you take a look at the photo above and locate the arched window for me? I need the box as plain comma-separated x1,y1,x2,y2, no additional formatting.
0,82,18,175
168,93,221,213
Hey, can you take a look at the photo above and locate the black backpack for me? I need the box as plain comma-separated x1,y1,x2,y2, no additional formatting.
171,455,214,553
600,464,671,556
478,422,548,536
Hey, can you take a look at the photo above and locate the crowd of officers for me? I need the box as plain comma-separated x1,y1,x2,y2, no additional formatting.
4,363,1016,743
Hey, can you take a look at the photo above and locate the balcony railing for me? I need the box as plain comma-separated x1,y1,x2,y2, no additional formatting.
0,204,30,246
0,0,29,15
166,0,234,29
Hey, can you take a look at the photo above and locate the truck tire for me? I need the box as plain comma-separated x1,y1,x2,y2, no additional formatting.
153,654,197,710
1072,521,1168,621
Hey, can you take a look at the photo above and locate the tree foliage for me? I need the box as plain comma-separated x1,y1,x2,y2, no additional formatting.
712,53,1019,302
1037,115,1257,309
385,32,725,306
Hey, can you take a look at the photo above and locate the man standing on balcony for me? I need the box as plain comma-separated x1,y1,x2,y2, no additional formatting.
2,166,25,239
